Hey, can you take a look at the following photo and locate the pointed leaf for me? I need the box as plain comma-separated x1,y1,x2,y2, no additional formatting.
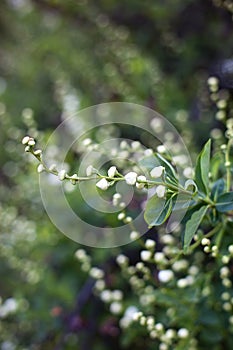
195,139,211,195
183,205,208,251
144,196,173,227
215,192,233,213
211,179,225,201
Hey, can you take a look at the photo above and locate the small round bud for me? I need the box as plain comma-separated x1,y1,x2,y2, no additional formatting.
96,178,109,190
58,170,66,181
37,164,45,173
22,136,30,145
125,172,138,185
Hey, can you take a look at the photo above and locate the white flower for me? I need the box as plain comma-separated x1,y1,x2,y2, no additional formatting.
58,169,66,181
86,165,95,176
28,139,35,146
177,278,188,288
177,328,189,338
96,178,109,190
89,267,104,279
136,175,147,189
125,172,137,185
140,250,152,262
110,301,122,315
157,145,166,153
116,254,129,266
131,141,141,150
158,269,174,283
22,136,30,145
156,185,166,198
108,166,117,177
117,212,125,220
154,252,165,263
82,138,92,146
37,164,45,173
34,149,42,156
228,245,233,255
130,231,139,240
112,290,123,301
100,290,112,303
150,166,164,178
145,239,156,249
207,76,218,86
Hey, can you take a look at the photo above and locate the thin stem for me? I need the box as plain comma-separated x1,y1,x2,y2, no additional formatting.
187,222,222,253
225,138,232,192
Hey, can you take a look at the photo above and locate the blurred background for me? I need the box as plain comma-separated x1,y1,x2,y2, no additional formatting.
0,0,233,349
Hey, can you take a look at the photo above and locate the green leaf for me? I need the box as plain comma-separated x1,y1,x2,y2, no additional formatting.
183,205,208,251
195,139,211,195
211,178,225,201
138,155,159,171
144,195,173,227
215,192,233,213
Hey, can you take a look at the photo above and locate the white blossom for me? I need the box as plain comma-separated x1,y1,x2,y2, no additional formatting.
86,165,95,176
22,136,30,145
140,250,152,262
117,212,125,220
145,239,156,249
156,185,166,198
110,301,122,314
37,164,45,173
28,139,35,146
96,178,109,190
136,175,147,189
58,169,66,181
150,166,164,178
158,269,174,283
125,172,137,185
177,328,189,338
130,231,140,240
89,267,104,279
108,166,117,177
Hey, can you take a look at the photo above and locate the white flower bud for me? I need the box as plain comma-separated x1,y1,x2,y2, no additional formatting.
34,149,42,156
100,290,112,303
136,175,147,189
117,212,125,220
58,170,66,181
82,138,92,146
108,166,117,177
201,238,210,246
207,76,218,86
145,239,156,249
49,164,57,171
28,138,35,146
25,146,30,152
140,250,152,262
110,301,122,314
89,267,104,279
156,185,166,198
125,172,137,185
125,216,132,223
96,178,109,190
116,254,129,266
130,231,140,240
228,245,233,255
22,136,30,145
158,269,174,283
131,141,141,150
37,164,45,173
177,328,189,338
150,166,164,178
112,290,123,301
86,165,95,176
